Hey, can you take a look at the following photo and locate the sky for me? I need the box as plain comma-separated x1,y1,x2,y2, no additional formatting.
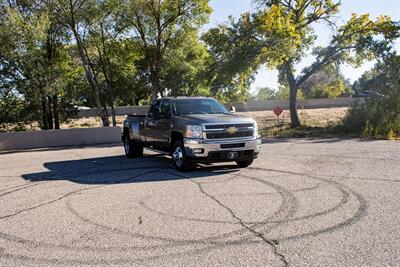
203,0,400,93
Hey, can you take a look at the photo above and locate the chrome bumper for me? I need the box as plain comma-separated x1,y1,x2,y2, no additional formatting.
183,137,262,158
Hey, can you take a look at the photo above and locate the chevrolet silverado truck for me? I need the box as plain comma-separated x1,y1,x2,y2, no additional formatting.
122,97,261,171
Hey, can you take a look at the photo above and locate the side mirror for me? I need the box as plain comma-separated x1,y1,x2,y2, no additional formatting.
230,106,236,113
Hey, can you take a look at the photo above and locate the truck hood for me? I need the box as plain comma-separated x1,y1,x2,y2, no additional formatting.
176,113,255,125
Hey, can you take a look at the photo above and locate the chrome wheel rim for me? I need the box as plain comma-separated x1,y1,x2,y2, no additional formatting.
173,146,184,167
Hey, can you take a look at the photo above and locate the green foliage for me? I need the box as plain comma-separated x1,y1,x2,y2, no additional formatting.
255,87,276,100
343,54,400,139
275,85,304,100
202,13,262,102
352,68,380,94
301,64,347,98
1,0,399,131
205,0,399,126
0,0,214,129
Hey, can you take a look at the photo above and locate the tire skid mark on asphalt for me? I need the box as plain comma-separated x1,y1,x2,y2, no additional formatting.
189,176,289,267
0,168,161,220
0,239,273,266
138,177,334,225
238,174,349,225
62,167,295,249
0,182,47,198
0,164,367,265
243,167,367,242
0,186,102,220
249,165,400,184
279,179,367,242
137,171,301,226
0,168,169,251
137,170,350,229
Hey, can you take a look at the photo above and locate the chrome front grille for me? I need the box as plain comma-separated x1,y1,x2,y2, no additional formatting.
204,123,254,130
203,123,255,140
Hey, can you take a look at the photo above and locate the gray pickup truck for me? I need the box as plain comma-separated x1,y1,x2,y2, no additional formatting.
122,97,261,171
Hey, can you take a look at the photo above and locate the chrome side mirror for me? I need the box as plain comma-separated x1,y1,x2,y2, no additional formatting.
230,106,236,113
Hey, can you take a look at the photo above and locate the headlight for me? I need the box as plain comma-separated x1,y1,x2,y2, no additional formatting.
185,125,203,138
253,121,259,137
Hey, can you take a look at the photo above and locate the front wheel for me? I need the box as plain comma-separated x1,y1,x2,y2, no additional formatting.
236,159,253,168
123,134,143,158
172,140,191,171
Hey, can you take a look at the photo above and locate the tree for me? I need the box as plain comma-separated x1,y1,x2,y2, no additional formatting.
55,0,111,126
343,53,400,138
301,63,347,98
255,87,276,100
117,0,211,99
202,14,264,103
0,0,67,130
205,0,399,127
161,30,210,97
352,68,380,95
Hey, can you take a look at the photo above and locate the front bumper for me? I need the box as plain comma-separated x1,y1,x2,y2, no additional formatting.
183,137,262,162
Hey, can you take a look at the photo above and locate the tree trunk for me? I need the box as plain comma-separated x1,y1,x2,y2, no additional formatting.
68,2,109,127
41,97,49,130
289,84,301,128
284,63,301,128
73,31,109,126
53,95,59,129
47,96,54,130
106,81,116,126
150,61,160,100
99,23,117,126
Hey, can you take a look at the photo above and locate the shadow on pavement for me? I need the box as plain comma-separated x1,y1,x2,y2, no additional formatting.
21,153,239,185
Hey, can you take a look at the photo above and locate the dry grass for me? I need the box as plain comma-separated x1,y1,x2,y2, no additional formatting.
241,107,348,128
1,107,350,138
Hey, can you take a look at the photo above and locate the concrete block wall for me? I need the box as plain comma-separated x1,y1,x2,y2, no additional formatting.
78,106,149,118
233,97,358,112
77,98,359,117
0,127,122,151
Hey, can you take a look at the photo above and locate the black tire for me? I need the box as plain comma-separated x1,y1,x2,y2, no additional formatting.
123,134,143,158
236,159,253,168
172,140,191,171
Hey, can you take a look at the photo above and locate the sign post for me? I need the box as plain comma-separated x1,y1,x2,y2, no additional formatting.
273,107,284,130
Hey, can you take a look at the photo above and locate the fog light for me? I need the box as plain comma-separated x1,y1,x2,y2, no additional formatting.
192,148,204,154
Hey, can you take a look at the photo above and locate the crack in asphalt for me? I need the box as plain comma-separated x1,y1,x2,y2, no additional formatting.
0,169,160,221
0,186,102,220
189,178,289,267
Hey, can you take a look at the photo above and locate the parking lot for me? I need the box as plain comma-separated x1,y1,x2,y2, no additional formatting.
0,138,399,266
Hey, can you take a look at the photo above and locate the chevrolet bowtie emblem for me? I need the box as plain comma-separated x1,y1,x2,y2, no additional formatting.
227,126,238,134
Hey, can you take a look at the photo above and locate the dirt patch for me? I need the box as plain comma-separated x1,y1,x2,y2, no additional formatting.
1,108,349,137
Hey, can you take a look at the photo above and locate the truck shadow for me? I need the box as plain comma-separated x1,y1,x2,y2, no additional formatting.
21,153,240,185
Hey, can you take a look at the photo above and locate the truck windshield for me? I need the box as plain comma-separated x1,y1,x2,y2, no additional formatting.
173,99,229,116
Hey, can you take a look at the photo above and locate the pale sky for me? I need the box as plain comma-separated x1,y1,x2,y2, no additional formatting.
203,0,400,93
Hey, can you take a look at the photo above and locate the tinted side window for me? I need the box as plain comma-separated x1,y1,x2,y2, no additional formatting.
159,100,170,117
148,100,160,118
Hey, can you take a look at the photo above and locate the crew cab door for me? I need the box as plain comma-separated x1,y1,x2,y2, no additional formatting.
144,100,161,146
155,99,172,151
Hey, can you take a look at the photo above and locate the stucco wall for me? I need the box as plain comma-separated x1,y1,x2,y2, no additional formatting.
77,98,361,117
233,97,361,112
0,127,121,151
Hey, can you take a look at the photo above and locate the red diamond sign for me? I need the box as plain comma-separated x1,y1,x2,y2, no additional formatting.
273,107,283,117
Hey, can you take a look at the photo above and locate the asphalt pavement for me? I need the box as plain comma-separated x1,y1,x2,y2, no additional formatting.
0,138,399,266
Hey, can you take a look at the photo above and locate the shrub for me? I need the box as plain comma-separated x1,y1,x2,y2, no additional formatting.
342,54,400,139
